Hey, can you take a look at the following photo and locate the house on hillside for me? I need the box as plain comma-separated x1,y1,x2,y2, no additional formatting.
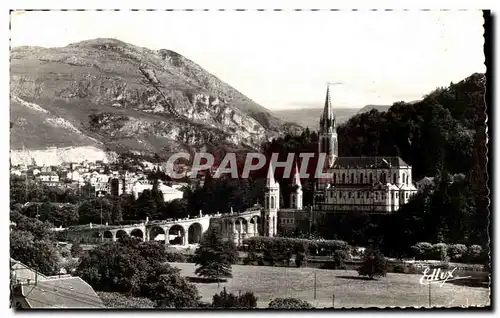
131,181,184,202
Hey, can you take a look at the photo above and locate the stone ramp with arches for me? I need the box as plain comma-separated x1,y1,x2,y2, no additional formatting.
210,208,263,246
98,215,210,246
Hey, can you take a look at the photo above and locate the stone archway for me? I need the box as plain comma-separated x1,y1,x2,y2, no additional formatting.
149,226,166,242
130,228,144,240
236,217,248,233
103,230,114,242
249,216,260,236
168,225,185,245
188,223,203,244
116,230,128,240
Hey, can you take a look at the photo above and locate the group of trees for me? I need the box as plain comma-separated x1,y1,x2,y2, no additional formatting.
76,238,200,308
337,74,487,248
10,211,60,275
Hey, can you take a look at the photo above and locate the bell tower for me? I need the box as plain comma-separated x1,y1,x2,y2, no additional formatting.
290,164,303,210
318,84,338,167
263,164,279,237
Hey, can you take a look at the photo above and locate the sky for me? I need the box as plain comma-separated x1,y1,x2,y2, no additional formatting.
10,10,485,110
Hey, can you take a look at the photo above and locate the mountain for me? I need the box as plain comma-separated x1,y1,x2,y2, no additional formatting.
274,107,360,130
10,38,301,163
356,105,392,114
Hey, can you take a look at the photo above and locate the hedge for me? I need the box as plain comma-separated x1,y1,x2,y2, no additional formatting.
243,237,348,255
410,242,488,264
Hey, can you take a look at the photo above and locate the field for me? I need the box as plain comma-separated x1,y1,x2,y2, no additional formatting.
169,262,490,308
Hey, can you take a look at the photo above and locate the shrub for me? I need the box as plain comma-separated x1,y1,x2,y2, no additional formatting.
211,287,258,308
268,297,312,309
166,252,187,263
410,242,433,260
392,264,405,273
465,245,484,264
448,244,467,262
295,252,306,268
97,291,155,308
358,248,387,279
243,249,262,266
332,249,348,269
432,243,449,261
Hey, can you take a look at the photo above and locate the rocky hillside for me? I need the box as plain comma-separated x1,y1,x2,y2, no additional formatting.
10,38,301,160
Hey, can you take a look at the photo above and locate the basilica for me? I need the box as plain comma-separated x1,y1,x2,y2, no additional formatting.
264,86,418,235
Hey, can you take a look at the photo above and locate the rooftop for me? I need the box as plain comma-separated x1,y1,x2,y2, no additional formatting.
332,156,410,169
20,276,104,308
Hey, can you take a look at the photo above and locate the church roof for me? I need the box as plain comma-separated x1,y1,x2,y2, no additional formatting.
332,156,410,169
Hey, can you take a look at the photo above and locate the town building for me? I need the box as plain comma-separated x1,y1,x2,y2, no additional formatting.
131,180,184,202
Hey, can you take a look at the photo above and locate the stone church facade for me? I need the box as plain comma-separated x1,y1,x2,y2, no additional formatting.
312,86,417,214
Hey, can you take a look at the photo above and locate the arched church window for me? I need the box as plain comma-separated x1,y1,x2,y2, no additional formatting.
360,173,364,184
369,173,373,183
342,173,345,183
351,173,354,183
333,173,337,184
271,196,275,209
406,175,409,185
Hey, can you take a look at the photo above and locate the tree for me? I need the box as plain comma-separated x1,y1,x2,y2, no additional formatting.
76,239,199,307
10,211,54,241
135,190,157,220
211,287,258,308
268,297,313,309
10,230,59,276
70,240,83,257
358,248,387,279
192,227,238,281
140,262,200,308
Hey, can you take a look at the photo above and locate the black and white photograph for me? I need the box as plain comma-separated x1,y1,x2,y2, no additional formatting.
8,8,491,309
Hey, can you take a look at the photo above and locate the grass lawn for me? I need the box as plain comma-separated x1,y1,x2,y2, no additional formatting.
169,262,490,308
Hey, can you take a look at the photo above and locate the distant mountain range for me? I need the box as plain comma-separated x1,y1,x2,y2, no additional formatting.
275,105,392,130
10,38,302,164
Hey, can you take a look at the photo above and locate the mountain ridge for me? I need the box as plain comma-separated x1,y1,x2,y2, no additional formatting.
10,38,301,161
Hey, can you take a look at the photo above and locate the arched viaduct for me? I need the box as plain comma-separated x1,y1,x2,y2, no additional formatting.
98,215,211,246
63,208,266,247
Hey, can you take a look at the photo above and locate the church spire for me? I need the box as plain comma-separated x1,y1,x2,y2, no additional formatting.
266,163,278,188
318,83,339,168
320,84,335,133
292,163,301,188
